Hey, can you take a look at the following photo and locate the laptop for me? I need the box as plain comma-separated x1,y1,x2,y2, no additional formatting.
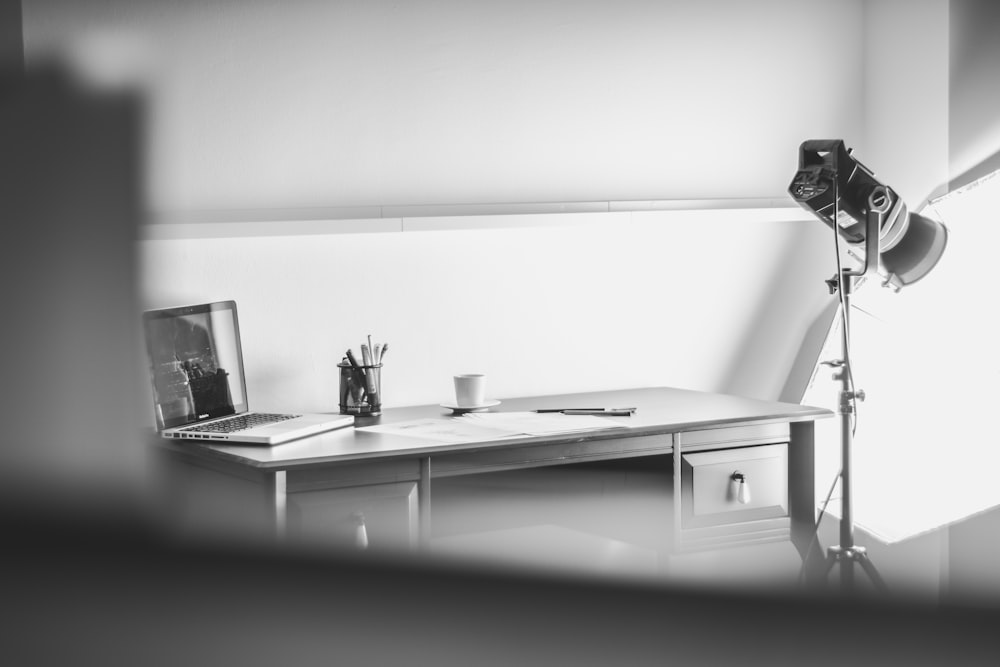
142,300,353,445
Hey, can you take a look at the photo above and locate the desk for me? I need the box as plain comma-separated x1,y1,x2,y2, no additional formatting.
156,387,831,572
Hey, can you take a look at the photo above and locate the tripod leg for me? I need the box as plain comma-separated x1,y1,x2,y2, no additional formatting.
840,555,855,592
823,552,839,578
822,548,852,593
855,551,889,594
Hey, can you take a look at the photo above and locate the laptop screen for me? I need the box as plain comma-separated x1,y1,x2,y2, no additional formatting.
143,301,249,431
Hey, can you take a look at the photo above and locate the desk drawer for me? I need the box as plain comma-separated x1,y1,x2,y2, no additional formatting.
680,423,789,450
680,443,787,530
287,481,419,552
432,434,672,476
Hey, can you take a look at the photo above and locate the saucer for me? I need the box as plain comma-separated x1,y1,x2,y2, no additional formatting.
440,399,501,414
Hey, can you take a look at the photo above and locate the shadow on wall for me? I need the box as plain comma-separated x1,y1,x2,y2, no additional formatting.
719,220,837,401
950,0,1000,190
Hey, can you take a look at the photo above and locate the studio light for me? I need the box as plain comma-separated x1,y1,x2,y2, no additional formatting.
789,139,948,290
787,140,949,593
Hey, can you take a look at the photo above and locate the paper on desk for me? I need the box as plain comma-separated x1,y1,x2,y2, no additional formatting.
460,411,629,436
356,418,521,443
357,411,628,443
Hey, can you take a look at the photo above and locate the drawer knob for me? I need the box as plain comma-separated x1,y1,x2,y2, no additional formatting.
352,512,369,550
731,471,751,504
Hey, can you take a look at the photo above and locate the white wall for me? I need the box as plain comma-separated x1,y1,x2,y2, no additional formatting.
137,210,832,412
862,0,950,207
23,0,866,213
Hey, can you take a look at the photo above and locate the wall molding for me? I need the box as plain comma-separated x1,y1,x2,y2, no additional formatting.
139,198,805,240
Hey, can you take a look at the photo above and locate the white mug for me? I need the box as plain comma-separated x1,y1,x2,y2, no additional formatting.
454,374,486,407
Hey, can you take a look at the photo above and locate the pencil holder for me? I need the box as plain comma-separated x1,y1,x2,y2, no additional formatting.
338,362,382,416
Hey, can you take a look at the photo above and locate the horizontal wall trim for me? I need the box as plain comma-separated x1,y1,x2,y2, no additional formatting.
139,198,806,240
140,218,403,240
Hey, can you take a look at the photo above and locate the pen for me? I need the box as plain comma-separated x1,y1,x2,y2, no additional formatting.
534,407,636,416
344,350,365,402
359,344,379,404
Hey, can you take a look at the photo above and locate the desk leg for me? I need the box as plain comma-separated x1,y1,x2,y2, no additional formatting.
158,449,289,545
671,433,682,556
419,457,431,550
657,433,681,575
789,421,824,583
267,471,287,541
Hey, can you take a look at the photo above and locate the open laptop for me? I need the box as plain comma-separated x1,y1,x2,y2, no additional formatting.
143,300,353,445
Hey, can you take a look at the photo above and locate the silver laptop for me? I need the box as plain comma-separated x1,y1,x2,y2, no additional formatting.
143,300,353,445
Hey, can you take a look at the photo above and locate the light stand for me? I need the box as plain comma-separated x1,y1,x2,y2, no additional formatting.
789,139,947,594
821,186,889,593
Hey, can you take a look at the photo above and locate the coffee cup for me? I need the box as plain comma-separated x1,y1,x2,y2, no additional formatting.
454,374,486,407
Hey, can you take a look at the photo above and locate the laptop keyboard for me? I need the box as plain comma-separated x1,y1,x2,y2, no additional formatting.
180,412,300,434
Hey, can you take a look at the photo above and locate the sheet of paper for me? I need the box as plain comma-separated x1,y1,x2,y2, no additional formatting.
356,418,521,443
460,411,629,436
